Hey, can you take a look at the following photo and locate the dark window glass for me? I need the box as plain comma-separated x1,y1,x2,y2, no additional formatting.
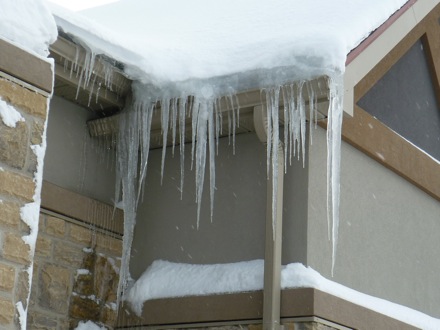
358,39,440,161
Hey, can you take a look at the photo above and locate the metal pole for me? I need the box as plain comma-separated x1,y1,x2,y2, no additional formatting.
263,144,284,330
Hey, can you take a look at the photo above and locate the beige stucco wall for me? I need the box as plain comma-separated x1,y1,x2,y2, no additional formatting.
129,131,309,279
307,126,440,318
43,96,116,205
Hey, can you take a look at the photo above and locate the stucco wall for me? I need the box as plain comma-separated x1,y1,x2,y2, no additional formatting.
307,126,440,318
130,132,309,279
43,96,116,204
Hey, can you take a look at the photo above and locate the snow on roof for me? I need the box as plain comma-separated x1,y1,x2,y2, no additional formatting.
126,260,440,330
0,0,57,58
50,0,408,92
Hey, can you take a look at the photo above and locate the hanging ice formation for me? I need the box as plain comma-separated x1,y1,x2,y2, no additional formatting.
113,73,344,305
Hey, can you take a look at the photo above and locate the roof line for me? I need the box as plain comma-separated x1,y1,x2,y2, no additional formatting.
346,0,417,66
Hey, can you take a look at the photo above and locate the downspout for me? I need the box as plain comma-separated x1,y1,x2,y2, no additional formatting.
254,105,284,330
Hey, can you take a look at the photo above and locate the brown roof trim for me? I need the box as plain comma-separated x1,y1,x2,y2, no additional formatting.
0,38,53,93
346,0,417,66
117,288,419,329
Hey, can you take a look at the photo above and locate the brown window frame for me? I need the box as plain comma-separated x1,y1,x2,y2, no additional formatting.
342,3,440,202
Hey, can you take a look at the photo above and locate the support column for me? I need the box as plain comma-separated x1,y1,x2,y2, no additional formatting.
263,145,284,330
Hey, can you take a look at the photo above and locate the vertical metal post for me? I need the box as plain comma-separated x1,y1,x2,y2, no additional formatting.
263,144,284,330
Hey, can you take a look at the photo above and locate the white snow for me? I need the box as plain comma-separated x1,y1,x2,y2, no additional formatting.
55,0,408,87
74,320,107,330
0,0,57,58
76,269,91,276
126,260,440,330
48,0,119,12
0,97,24,128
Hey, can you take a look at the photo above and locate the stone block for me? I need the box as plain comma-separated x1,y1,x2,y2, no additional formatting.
16,269,30,308
27,148,39,175
68,224,93,245
45,216,66,237
53,241,84,268
35,235,52,258
248,325,262,330
0,77,48,119
101,305,117,327
0,295,15,325
95,255,118,303
0,262,15,292
0,170,35,202
39,263,71,314
31,119,44,146
96,234,123,255
83,251,96,270
74,272,94,296
0,120,28,169
2,232,31,264
27,310,57,330
0,200,21,229
69,294,100,321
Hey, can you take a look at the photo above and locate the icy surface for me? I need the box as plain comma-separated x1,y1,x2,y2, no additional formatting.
74,320,106,330
49,0,408,304
0,97,24,128
0,0,57,58
126,260,440,329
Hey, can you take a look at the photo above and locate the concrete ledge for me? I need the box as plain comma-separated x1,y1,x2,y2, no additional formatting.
116,288,419,329
0,38,53,93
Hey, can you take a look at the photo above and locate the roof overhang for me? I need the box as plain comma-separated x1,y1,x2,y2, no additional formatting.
50,35,131,114
49,0,438,146
343,0,438,116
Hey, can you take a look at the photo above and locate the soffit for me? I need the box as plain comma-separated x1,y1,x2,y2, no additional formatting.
49,35,131,115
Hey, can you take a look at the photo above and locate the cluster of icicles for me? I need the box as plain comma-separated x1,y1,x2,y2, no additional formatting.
113,75,343,306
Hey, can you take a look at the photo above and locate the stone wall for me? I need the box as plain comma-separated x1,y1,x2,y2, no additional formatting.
0,71,51,328
28,211,122,329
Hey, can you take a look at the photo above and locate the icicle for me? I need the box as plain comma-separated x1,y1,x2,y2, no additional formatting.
195,101,209,228
298,82,306,167
160,99,170,184
265,89,272,180
214,99,221,155
208,102,216,222
171,98,178,156
229,95,237,154
190,97,199,171
178,97,186,199
113,72,344,306
306,82,316,145
282,86,289,173
264,87,280,240
326,75,343,276
137,102,154,205
115,105,141,307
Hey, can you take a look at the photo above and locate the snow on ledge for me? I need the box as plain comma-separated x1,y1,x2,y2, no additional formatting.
126,260,440,330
